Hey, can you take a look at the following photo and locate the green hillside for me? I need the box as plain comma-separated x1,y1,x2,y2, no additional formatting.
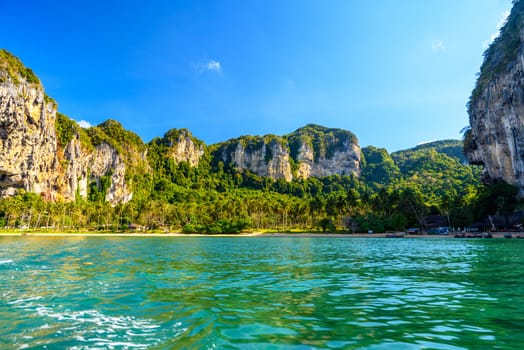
0,49,519,234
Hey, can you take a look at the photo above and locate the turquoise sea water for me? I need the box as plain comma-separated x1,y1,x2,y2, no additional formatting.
0,237,523,349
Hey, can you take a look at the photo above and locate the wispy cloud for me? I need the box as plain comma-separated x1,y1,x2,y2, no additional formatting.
482,10,510,49
194,59,222,74
76,120,92,128
431,40,445,53
417,139,437,146
206,60,221,72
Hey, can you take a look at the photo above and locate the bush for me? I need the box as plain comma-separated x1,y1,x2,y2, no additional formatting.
354,214,387,233
182,218,252,234
0,49,40,85
317,217,335,232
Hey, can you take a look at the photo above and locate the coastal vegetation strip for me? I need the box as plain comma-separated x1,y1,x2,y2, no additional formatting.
0,137,511,234
1,40,523,234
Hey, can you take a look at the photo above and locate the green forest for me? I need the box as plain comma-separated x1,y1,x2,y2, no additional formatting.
0,117,519,234
3,0,524,235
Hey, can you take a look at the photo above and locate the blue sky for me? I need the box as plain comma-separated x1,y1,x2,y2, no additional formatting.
0,0,512,151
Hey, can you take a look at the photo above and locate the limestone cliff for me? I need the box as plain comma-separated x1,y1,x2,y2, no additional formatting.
1,49,363,202
0,50,144,203
67,119,148,204
157,128,205,166
212,125,360,181
289,124,360,179
60,134,133,204
213,135,293,181
0,50,58,198
466,1,524,194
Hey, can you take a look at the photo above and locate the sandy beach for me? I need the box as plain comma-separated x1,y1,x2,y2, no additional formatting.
0,231,522,238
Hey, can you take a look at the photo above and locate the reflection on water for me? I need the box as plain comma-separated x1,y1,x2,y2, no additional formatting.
0,237,523,349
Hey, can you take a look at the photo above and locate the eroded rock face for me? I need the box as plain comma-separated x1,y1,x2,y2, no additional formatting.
295,140,360,179
467,70,524,189
62,138,132,204
266,140,293,180
221,139,293,181
0,49,364,202
295,142,315,179
466,3,524,195
215,126,361,181
0,76,58,198
166,129,204,167
0,51,135,204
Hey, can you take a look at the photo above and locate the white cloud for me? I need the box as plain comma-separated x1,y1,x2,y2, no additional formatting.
417,140,437,146
431,40,445,53
482,10,510,49
76,120,92,128
497,10,511,30
193,59,222,74
206,60,221,72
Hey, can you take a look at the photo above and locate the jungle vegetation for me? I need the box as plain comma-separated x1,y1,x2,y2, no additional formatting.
1,124,515,234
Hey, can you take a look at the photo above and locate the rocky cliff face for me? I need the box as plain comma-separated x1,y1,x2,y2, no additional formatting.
60,119,148,204
0,52,58,198
466,1,524,195
217,136,293,181
0,49,364,203
290,124,361,179
293,132,360,179
61,137,132,204
0,50,138,203
162,129,204,166
214,125,361,181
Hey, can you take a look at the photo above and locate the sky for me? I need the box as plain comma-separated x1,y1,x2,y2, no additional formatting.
0,0,513,152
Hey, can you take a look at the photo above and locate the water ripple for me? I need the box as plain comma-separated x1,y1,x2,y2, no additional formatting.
0,237,523,349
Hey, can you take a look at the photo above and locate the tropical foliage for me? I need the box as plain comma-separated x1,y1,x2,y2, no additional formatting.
469,0,524,109
1,125,512,234
0,49,39,85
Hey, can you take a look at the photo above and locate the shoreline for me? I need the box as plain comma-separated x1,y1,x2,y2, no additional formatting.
0,231,522,238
